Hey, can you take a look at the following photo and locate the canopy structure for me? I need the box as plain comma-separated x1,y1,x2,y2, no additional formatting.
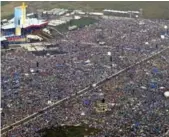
164,91,169,98
2,18,48,30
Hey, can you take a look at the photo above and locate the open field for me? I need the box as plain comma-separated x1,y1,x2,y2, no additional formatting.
1,1,169,19
55,17,97,32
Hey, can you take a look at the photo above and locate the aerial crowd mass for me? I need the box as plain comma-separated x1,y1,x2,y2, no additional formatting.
1,17,169,137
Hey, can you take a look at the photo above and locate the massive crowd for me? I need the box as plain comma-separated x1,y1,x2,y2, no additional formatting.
1,17,169,137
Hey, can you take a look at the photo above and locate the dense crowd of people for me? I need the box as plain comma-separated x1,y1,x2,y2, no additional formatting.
1,17,169,137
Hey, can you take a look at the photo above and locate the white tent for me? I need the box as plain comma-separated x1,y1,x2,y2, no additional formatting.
145,42,149,45
164,25,168,29
48,100,52,105
85,59,91,63
92,83,97,87
74,15,81,20
161,35,165,39
164,91,169,98
81,112,85,116
25,73,29,76
30,68,35,73
159,87,165,90
27,35,43,41
107,52,111,56
140,86,147,90
112,63,117,67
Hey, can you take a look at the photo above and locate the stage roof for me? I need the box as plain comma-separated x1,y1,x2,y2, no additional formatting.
2,18,48,30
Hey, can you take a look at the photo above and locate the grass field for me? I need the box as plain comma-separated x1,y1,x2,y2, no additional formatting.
1,1,169,19
55,17,97,32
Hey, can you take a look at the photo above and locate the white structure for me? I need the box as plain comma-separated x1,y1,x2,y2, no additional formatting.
107,51,112,56
159,87,165,90
145,42,149,45
103,9,140,18
112,63,117,68
0,36,7,41
47,100,52,105
27,13,34,17
68,25,77,31
164,25,168,29
2,19,7,23
103,9,140,14
46,53,50,56
99,42,106,45
92,83,97,87
27,35,43,41
81,112,85,116
30,68,35,73
2,18,47,30
74,15,81,20
48,20,66,26
89,12,104,16
140,86,147,90
74,10,86,15
161,35,165,39
24,73,29,76
85,59,91,63
43,28,51,35
43,11,47,14
164,91,169,98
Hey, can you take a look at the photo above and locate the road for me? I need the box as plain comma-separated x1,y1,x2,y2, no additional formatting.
1,46,169,135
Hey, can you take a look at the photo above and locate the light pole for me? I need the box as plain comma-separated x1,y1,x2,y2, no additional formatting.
164,25,168,35
107,51,112,73
139,8,143,18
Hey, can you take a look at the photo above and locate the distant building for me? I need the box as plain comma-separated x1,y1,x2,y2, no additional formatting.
103,9,140,18
89,12,104,16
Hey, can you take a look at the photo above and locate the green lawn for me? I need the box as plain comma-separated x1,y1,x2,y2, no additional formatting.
1,1,169,19
54,17,97,32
